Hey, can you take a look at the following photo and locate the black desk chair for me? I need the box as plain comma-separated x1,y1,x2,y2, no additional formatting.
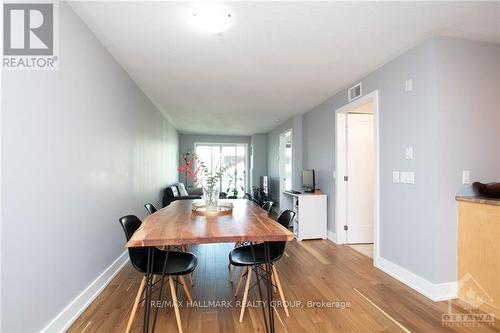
144,203,157,215
119,215,197,333
229,210,295,321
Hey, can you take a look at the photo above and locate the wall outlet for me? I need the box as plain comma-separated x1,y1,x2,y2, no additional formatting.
462,170,471,185
400,171,415,184
405,79,413,92
393,171,400,184
405,147,414,160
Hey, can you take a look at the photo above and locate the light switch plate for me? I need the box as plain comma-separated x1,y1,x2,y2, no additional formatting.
405,79,413,92
462,170,471,185
393,171,400,183
405,147,414,160
400,171,415,184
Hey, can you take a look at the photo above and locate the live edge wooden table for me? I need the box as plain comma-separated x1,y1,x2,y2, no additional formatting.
127,199,294,333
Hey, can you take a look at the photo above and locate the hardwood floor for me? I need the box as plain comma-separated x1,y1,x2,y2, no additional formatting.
348,244,373,259
68,240,500,333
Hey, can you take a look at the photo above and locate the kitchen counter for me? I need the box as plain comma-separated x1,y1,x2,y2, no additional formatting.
456,195,500,206
456,197,500,318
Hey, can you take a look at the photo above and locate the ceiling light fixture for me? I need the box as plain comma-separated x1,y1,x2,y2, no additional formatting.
192,3,232,34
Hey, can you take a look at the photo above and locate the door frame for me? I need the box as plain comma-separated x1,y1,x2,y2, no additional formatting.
279,128,293,206
334,90,380,265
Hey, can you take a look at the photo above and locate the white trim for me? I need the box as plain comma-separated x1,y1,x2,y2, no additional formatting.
0,4,3,328
327,231,337,243
278,128,293,205
40,251,129,333
376,256,457,302
334,112,347,244
334,90,380,267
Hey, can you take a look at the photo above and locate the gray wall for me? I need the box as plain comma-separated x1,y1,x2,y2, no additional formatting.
266,115,303,202
1,3,179,332
178,133,251,188
303,38,440,282
250,134,267,190
433,37,500,282
273,36,500,284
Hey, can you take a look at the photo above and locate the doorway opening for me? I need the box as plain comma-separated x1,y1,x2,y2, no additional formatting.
335,91,379,264
279,129,293,206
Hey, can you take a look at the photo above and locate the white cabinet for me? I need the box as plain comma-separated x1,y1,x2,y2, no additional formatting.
281,192,327,241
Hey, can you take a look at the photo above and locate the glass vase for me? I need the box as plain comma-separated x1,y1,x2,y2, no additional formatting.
203,186,220,211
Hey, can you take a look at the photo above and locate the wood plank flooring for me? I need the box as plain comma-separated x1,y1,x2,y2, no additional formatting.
68,240,500,333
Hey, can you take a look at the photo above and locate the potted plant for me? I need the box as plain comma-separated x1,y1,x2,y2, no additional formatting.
226,171,245,198
178,153,232,211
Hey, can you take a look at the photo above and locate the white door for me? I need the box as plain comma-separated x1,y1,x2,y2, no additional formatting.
346,113,374,243
279,130,292,205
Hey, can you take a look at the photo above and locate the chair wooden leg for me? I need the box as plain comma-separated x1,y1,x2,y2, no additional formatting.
229,264,235,283
189,272,195,286
179,276,193,303
239,267,252,322
126,276,146,333
234,267,246,297
272,266,289,317
169,277,183,333
271,270,277,293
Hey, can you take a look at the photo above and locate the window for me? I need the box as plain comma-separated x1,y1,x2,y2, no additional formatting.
194,143,247,197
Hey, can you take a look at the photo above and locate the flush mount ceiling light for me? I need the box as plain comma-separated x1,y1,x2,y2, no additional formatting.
192,3,232,34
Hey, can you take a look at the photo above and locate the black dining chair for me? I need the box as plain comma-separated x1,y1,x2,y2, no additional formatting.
119,215,197,333
144,202,191,260
262,200,275,215
144,203,157,215
227,195,238,199
229,210,295,321
229,200,276,282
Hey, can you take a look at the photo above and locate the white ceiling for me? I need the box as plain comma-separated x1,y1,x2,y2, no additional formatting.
70,1,500,135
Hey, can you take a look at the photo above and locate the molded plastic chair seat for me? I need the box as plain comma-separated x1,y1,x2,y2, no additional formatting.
119,215,197,276
229,242,284,266
144,203,157,215
262,200,275,214
133,250,197,276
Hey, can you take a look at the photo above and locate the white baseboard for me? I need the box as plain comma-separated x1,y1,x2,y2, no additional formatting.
327,231,337,243
375,256,457,302
40,251,129,333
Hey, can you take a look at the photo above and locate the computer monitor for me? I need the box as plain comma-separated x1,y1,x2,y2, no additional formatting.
302,169,315,193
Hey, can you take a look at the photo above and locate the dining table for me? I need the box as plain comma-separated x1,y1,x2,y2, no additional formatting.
127,198,294,333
